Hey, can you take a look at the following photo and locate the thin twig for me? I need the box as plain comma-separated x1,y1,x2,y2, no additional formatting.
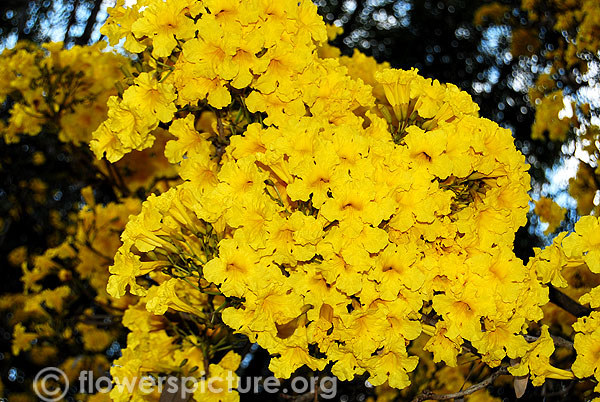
411,367,508,402
216,110,225,141
523,334,574,350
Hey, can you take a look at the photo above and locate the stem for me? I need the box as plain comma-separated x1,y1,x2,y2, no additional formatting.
548,285,592,318
411,367,508,402
523,334,574,350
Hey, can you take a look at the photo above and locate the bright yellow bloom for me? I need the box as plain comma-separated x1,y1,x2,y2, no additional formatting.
96,0,551,391
122,72,177,124
131,0,199,57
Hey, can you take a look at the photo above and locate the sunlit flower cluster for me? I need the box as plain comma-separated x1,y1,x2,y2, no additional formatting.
98,0,576,390
528,216,600,386
91,0,373,162
572,311,600,392
530,91,578,142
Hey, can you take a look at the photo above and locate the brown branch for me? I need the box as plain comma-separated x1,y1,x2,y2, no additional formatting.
109,162,130,197
84,240,114,263
523,333,574,350
548,285,592,318
103,159,130,198
216,110,225,141
411,367,508,402
280,391,315,402
214,110,228,161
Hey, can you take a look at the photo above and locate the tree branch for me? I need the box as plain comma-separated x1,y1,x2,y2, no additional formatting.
548,285,592,318
411,367,508,402
523,333,574,350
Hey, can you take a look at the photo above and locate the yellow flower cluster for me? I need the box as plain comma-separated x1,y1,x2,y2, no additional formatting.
102,0,553,385
527,216,600,386
480,0,600,74
383,335,504,401
92,0,373,162
475,0,600,219
317,27,391,104
534,196,566,235
110,300,240,402
89,0,600,395
473,3,510,26
572,311,600,392
530,216,600,294
567,120,600,217
21,192,140,307
0,42,124,145
510,27,542,57
563,216,600,303
507,325,563,386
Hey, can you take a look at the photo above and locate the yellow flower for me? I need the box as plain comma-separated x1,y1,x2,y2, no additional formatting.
424,322,463,366
173,58,233,108
8,246,27,267
528,233,569,288
580,285,600,308
182,17,240,81
203,239,262,298
508,326,564,386
131,0,199,57
286,143,342,208
372,243,424,299
531,91,575,141
108,251,167,297
433,282,496,341
572,329,600,382
365,348,419,390
194,351,241,402
76,323,113,352
122,72,177,125
471,318,530,367
164,114,213,163
563,215,600,273
101,0,147,53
